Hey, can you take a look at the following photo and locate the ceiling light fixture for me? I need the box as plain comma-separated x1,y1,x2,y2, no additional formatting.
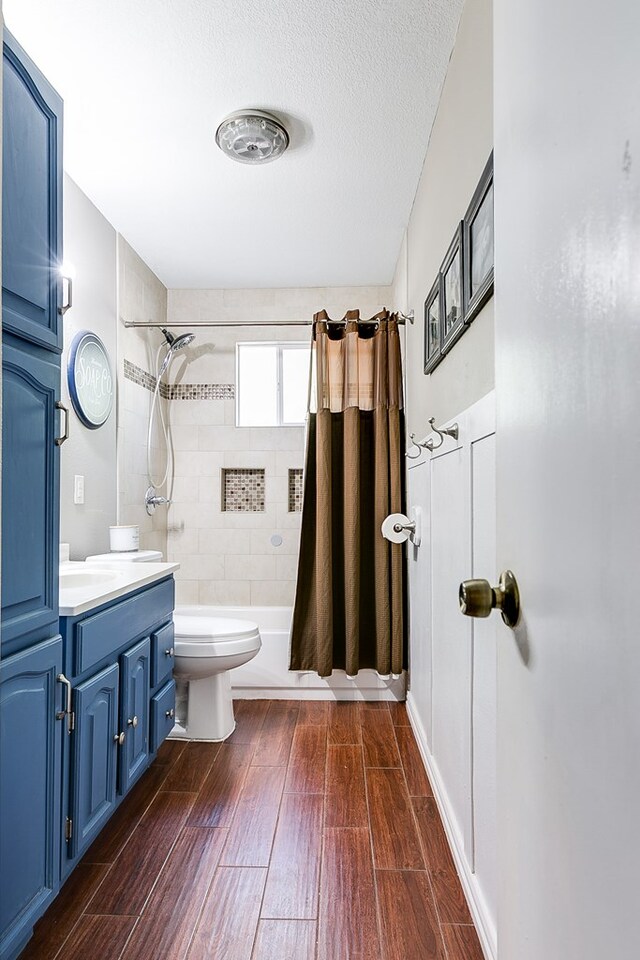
215,110,289,165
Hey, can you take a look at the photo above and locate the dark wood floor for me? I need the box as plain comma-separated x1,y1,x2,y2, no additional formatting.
21,700,485,960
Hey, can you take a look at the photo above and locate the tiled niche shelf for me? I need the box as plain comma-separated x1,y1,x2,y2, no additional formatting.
222,468,266,512
288,468,303,512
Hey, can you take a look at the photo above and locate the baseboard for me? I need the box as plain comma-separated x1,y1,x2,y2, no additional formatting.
231,678,405,701
406,692,497,960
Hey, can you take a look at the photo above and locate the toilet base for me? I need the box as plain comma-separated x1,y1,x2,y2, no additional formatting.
168,671,237,741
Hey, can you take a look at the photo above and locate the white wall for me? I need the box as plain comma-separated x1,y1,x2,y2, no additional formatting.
166,286,392,606
394,0,494,433
60,176,117,558
58,184,171,559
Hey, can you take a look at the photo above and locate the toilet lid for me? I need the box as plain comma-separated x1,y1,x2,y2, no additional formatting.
86,550,163,562
173,614,260,642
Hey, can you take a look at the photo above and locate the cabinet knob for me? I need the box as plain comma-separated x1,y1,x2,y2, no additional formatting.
114,731,126,745
165,647,174,657
127,715,138,729
459,570,521,628
165,708,175,719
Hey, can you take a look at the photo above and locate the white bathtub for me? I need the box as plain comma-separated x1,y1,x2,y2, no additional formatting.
175,604,405,702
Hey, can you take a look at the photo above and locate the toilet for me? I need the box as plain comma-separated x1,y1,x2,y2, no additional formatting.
86,551,262,740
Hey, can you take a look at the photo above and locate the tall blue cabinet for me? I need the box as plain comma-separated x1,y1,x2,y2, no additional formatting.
0,30,65,960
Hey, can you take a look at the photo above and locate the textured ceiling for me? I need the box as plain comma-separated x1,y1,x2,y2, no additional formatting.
4,0,463,289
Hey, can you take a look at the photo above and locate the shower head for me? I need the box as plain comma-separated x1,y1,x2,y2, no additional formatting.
161,329,196,352
158,329,195,378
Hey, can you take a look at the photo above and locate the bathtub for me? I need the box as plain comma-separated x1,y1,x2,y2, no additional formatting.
174,604,405,702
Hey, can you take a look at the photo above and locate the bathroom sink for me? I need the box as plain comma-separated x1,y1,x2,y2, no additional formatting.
59,568,121,589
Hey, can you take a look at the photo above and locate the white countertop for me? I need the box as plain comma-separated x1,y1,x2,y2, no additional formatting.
59,560,180,617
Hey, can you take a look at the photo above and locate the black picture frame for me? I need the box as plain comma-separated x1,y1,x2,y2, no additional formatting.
463,152,494,324
440,222,464,354
423,275,443,373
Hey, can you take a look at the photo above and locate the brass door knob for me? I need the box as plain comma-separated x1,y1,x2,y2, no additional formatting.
127,715,138,728
459,570,520,628
114,731,126,745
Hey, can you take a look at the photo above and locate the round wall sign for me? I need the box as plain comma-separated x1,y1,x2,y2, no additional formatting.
67,331,114,429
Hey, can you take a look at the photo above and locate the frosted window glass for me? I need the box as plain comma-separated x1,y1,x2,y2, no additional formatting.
282,347,310,425
237,344,278,426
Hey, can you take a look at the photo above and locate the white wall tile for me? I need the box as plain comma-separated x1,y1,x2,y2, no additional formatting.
225,554,277,582
170,476,200,503
250,580,296,606
275,451,305,476
171,424,200,452
175,580,199,604
250,529,301,556
199,580,251,605
173,554,225,581
276,555,299,581
199,528,252,555
249,427,304,451
170,400,226,425
198,425,249,452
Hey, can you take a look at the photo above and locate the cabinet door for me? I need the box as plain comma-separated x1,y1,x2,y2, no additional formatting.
1,340,60,655
2,30,63,352
120,637,150,794
70,663,119,861
0,635,63,960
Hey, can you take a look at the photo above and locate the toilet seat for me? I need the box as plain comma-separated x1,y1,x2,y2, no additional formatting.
173,614,261,659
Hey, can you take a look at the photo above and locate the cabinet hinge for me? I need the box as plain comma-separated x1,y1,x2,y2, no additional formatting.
65,817,73,842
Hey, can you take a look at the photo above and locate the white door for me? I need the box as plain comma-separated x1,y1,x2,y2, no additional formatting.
494,1,640,957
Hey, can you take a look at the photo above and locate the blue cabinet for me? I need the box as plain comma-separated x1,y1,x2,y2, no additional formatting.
59,580,175,880
0,29,65,960
1,340,60,655
2,30,63,353
120,637,151,793
69,663,119,861
0,637,64,960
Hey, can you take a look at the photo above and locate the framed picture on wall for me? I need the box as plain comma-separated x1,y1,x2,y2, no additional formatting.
423,275,443,373
441,222,464,352
463,152,494,323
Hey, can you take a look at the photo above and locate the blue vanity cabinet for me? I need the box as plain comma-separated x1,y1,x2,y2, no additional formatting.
59,578,175,876
68,663,120,862
0,636,64,960
2,30,63,353
119,637,151,794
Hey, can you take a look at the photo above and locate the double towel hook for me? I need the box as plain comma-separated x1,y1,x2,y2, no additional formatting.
405,418,459,459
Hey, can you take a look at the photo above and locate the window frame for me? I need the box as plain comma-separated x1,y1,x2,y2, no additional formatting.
235,340,310,427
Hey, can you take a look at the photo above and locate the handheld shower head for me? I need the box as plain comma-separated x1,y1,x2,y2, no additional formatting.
161,328,195,351
171,332,196,351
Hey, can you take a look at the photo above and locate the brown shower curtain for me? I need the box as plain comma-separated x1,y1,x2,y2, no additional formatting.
289,309,406,678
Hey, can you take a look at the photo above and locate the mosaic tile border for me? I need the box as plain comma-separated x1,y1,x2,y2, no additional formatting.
123,359,234,400
288,468,303,512
222,468,266,513
168,383,235,400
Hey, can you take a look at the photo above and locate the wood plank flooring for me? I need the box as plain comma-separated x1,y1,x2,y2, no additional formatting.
19,700,484,960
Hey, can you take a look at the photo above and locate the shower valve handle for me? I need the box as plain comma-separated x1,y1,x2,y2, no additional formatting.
145,486,173,515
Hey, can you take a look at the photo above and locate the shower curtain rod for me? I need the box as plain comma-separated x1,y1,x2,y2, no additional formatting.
121,310,414,331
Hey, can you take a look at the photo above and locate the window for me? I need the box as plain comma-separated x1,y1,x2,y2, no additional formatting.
236,342,310,426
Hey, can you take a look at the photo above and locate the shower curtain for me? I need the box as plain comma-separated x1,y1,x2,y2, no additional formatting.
290,309,406,678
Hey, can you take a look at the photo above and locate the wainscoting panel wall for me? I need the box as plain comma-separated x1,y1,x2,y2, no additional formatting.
406,390,496,960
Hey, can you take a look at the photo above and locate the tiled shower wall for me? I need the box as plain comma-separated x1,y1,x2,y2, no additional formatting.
116,236,169,556
166,286,393,606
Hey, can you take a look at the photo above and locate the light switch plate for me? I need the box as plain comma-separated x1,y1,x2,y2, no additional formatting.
74,474,85,505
